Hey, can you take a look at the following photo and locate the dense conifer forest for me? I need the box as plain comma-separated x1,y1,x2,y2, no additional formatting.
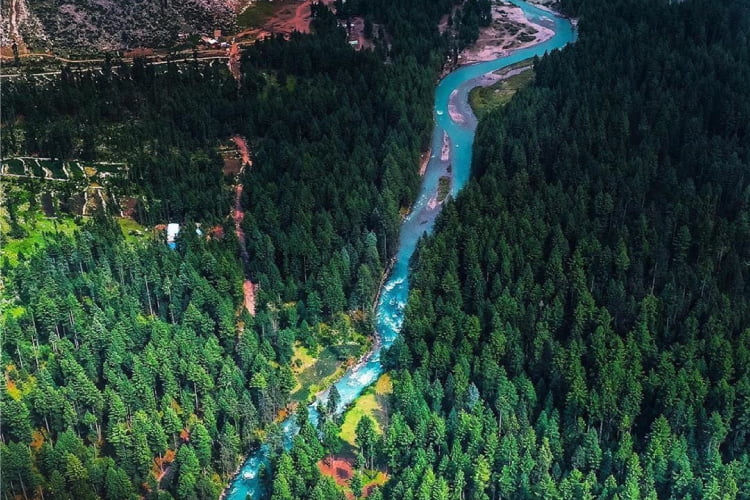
368,0,750,498
264,0,750,498
0,3,452,498
4,0,750,498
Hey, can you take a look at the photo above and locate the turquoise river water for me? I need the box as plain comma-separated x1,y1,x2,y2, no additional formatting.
225,2,575,498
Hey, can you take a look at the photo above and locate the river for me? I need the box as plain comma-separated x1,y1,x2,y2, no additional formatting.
224,2,575,498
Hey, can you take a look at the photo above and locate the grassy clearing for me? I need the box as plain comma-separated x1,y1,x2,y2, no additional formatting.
2,213,142,264
238,0,280,28
291,322,372,402
469,63,535,118
1,212,81,265
290,343,317,393
339,373,393,446
292,345,349,402
340,392,381,445
117,218,146,242
292,343,317,371
375,373,393,395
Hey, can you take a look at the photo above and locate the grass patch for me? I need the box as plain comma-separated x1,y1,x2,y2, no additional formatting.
339,374,392,446
292,342,369,403
292,345,345,402
290,343,318,393
290,315,372,403
469,62,535,118
362,470,389,494
340,392,382,446
117,217,146,242
1,214,81,266
238,0,279,29
292,343,317,372
375,373,393,395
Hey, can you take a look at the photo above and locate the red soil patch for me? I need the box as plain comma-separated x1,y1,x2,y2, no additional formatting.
231,135,252,167
229,135,256,316
223,157,242,176
208,225,226,240
124,47,154,58
152,448,176,482
317,457,385,498
119,196,138,218
227,42,242,83
318,456,354,487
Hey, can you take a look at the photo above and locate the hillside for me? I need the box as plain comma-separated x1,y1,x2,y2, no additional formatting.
0,2,449,497
1,0,236,52
377,0,750,497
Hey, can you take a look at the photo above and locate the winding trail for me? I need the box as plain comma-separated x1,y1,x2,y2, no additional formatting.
230,136,256,316
223,2,575,498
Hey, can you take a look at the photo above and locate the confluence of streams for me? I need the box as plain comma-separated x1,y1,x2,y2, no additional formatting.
226,2,576,497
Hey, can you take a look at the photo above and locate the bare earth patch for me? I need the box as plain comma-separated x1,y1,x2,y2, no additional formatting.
227,41,242,83
231,135,252,167
318,456,354,487
228,135,256,316
243,279,256,316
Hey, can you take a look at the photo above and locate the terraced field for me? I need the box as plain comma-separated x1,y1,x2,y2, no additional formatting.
0,157,125,180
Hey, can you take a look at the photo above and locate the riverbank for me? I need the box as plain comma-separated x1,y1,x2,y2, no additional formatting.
419,148,431,176
467,59,535,117
459,1,555,65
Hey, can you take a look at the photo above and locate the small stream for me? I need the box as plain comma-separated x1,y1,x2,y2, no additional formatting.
225,3,575,498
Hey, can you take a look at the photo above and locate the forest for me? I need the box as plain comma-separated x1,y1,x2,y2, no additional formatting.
1,6,439,323
367,0,750,498
5,0,750,497
0,2,454,499
261,0,750,499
